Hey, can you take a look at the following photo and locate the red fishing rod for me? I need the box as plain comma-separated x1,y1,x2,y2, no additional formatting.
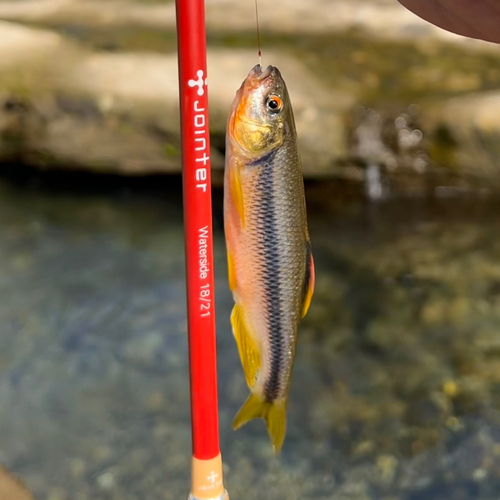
175,0,229,498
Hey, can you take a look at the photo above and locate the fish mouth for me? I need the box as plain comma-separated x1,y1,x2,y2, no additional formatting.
228,63,278,141
248,64,275,81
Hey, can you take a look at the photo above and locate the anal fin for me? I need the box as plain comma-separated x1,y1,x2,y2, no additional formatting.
231,304,261,388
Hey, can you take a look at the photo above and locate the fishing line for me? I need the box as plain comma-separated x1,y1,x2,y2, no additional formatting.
255,0,262,65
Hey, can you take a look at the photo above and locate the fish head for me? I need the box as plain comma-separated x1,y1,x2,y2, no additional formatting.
228,64,291,157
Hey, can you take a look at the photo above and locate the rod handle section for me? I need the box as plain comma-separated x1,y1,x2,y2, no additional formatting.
189,453,229,500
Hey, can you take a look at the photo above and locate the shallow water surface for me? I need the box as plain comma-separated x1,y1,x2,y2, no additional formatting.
0,171,499,499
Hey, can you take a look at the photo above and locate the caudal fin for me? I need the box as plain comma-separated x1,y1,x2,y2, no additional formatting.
232,393,287,452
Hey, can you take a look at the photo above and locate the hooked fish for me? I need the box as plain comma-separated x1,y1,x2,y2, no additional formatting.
223,64,315,452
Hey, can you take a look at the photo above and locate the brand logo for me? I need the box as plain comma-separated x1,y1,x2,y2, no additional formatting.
188,70,208,96
207,471,219,484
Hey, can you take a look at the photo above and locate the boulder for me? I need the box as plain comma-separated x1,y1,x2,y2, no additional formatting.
0,0,496,51
0,22,352,175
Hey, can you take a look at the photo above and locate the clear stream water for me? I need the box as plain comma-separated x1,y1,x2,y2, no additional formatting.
0,167,500,500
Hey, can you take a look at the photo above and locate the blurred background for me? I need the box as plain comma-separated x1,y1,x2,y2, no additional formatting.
1,0,500,499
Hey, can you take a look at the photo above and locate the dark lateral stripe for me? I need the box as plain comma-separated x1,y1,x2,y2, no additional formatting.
255,157,283,402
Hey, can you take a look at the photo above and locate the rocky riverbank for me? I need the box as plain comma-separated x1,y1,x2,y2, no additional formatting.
0,0,500,191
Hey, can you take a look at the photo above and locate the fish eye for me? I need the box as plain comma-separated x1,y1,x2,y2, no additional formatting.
266,95,283,113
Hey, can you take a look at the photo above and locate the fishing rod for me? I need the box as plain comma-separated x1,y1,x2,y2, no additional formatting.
175,0,229,498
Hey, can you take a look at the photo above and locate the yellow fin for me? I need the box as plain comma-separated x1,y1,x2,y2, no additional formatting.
233,393,287,453
231,304,261,388
302,247,315,318
230,165,245,226
227,250,237,291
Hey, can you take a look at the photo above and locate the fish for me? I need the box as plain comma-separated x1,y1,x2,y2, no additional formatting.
223,64,315,452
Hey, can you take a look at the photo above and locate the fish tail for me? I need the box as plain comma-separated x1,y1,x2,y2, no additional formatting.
233,393,287,452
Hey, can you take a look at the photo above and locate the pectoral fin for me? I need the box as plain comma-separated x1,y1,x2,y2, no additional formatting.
227,250,237,291
231,304,260,388
301,243,315,318
229,165,245,226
